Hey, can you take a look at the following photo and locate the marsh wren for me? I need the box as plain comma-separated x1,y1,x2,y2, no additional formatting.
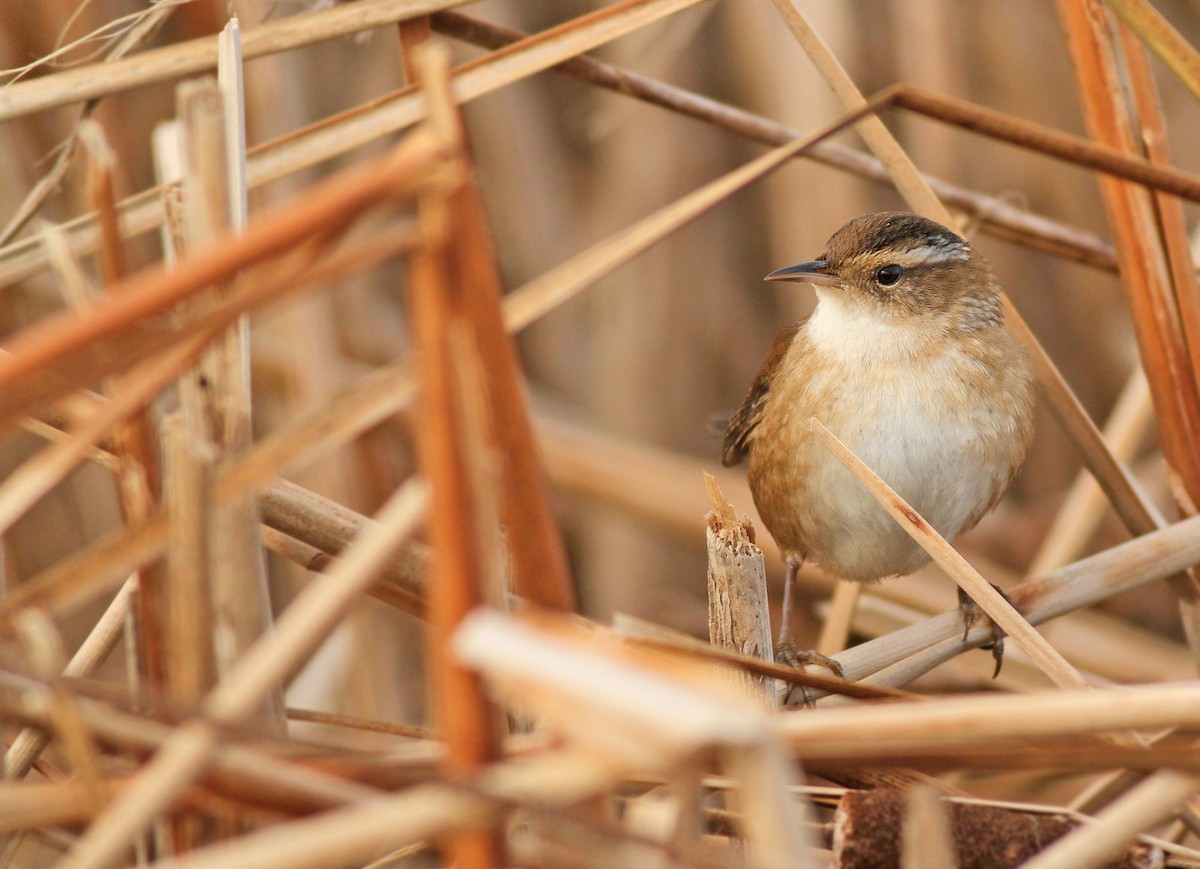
722,212,1035,672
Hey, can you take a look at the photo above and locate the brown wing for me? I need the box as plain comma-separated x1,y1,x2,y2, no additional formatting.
721,322,801,466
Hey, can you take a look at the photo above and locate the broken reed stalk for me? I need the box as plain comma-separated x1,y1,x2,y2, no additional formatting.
174,72,279,729
703,473,775,705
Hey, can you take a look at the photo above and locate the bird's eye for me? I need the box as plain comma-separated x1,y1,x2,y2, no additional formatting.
876,264,903,286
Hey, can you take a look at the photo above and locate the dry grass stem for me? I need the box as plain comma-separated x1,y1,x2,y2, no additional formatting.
0,0,707,293
816,581,863,657
1024,770,1198,869
767,0,945,220
4,580,132,781
1028,367,1155,574
406,43,503,867
1106,0,1200,100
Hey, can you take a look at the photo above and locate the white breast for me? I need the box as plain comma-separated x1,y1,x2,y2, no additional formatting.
776,293,1007,579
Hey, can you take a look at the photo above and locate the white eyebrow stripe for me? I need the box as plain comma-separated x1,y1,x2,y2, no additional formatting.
892,242,970,267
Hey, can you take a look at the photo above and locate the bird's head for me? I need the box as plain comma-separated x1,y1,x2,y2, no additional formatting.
765,212,1003,332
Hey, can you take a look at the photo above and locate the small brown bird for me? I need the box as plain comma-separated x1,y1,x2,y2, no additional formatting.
722,212,1035,672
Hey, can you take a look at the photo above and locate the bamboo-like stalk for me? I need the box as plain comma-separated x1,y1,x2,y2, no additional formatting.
258,480,427,609
825,505,1200,691
777,681,1200,751
258,525,423,616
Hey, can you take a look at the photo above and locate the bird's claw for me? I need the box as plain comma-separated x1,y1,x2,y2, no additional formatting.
957,585,1012,679
774,641,844,706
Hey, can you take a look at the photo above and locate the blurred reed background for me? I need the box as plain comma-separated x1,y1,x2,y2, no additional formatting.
2,0,1200,864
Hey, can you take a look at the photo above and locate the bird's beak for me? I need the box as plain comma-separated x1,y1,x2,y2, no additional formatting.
764,259,841,287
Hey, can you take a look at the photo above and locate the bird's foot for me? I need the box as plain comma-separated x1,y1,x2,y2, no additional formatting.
957,585,1015,678
774,641,845,707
